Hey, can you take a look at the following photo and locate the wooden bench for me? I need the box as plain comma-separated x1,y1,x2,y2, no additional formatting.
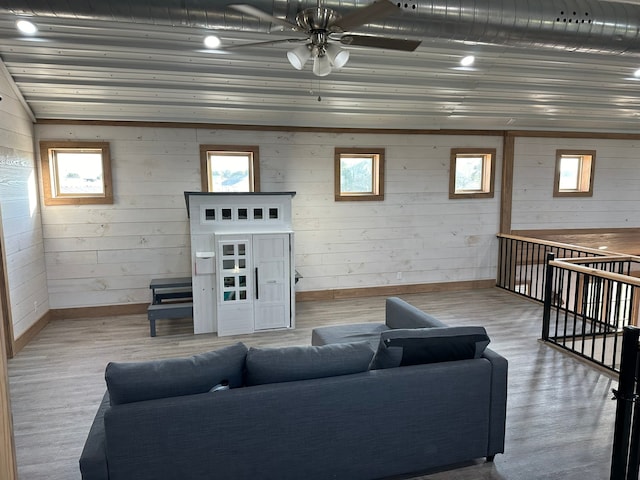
147,277,193,337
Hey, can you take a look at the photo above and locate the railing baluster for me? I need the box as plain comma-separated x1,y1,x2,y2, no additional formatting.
610,326,640,480
497,234,640,374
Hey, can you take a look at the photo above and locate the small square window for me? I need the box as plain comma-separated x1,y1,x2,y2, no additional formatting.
205,208,216,221
269,208,279,219
449,148,496,199
554,150,595,197
39,141,113,205
238,208,248,220
253,208,263,220
335,148,385,201
200,145,260,192
222,208,232,220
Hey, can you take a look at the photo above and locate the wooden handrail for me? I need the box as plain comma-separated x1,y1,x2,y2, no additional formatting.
556,255,640,264
497,233,622,257
549,260,640,287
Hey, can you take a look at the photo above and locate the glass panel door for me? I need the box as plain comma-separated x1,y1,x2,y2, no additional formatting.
218,238,250,304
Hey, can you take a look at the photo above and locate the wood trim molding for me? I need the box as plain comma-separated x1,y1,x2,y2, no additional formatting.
42,284,497,320
0,317,17,480
334,147,385,201
512,227,640,236
36,120,640,140
500,132,515,234
38,141,113,206
296,279,496,302
199,145,261,193
35,119,505,136
506,130,640,140
12,311,51,356
448,148,496,199
50,303,149,321
0,221,15,359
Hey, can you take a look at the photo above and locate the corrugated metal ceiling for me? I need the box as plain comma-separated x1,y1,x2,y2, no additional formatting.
1,1,640,131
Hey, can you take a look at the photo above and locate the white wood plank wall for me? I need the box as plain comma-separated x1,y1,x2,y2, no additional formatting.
35,125,503,308
0,68,49,339
30,124,640,311
36,126,197,308
512,137,640,230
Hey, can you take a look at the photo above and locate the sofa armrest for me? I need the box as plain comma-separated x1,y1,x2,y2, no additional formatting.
482,348,508,456
385,297,446,329
79,391,111,480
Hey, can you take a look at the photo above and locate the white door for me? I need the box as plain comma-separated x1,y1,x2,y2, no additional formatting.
216,236,254,336
253,234,291,330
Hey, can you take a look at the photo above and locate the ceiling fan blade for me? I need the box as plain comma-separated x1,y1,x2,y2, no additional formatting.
333,0,399,32
340,34,421,51
223,38,305,50
230,4,301,31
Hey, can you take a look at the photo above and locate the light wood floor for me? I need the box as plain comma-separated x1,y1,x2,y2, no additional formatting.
7,288,618,480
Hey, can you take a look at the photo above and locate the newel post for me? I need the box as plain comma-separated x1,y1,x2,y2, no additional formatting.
541,252,555,341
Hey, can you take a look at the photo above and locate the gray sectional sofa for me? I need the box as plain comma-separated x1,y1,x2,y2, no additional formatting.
80,297,507,480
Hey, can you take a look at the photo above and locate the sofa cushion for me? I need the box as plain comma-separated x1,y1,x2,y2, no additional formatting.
385,297,447,329
245,342,374,386
369,326,490,370
105,342,248,405
311,323,389,349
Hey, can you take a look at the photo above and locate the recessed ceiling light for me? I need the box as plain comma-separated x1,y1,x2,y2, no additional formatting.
204,35,221,49
16,19,37,35
460,55,475,67
634,68,640,78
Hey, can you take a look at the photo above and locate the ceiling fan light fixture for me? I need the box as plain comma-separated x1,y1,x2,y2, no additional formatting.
326,44,349,68
287,44,312,70
312,54,332,76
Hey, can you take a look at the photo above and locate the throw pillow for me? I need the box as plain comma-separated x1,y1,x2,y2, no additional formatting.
106,342,248,405
369,326,490,370
245,341,374,386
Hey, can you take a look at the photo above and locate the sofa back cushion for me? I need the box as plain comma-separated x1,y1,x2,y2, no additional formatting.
385,297,446,329
106,342,248,405
369,326,490,370
245,342,374,386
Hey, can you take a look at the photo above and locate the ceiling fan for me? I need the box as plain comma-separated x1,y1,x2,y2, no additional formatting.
229,0,421,76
